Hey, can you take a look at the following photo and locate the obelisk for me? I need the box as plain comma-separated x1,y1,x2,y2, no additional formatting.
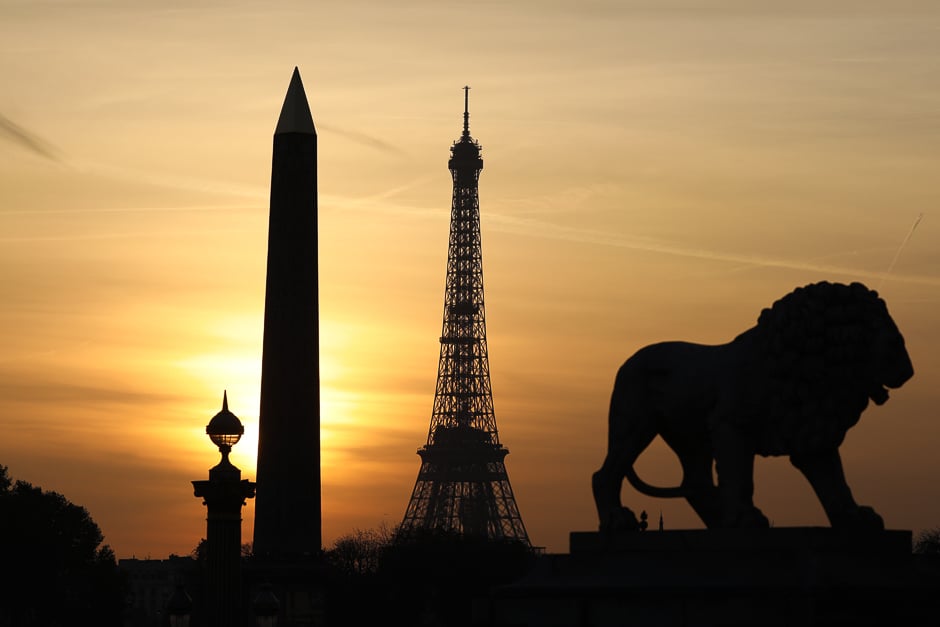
253,67,321,557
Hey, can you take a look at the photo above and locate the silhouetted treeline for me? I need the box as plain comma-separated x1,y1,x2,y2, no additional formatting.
191,537,254,563
0,465,124,627
914,527,940,557
322,525,537,626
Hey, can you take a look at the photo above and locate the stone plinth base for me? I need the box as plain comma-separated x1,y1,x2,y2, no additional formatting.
484,529,940,626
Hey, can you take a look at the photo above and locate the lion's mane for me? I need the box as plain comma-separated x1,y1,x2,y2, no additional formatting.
749,281,891,456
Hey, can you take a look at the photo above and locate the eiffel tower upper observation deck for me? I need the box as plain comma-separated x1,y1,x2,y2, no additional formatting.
400,88,530,545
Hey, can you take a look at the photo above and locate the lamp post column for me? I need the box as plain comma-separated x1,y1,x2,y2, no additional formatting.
193,392,256,627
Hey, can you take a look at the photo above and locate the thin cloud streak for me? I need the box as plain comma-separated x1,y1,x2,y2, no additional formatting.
0,379,182,408
0,113,62,161
485,212,940,287
0,226,257,244
318,123,408,156
322,196,940,287
0,204,259,216
76,160,267,201
320,175,438,211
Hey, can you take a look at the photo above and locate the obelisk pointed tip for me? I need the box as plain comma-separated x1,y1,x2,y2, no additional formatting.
275,67,316,135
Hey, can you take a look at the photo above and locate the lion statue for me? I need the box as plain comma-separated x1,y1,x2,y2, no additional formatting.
592,281,913,532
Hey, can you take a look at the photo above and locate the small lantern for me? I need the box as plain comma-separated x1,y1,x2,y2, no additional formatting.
166,582,192,627
206,391,244,454
252,583,280,627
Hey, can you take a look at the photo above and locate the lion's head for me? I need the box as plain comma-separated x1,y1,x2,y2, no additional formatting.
751,281,913,456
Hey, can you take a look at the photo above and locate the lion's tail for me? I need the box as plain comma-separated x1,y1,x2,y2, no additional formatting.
624,466,685,498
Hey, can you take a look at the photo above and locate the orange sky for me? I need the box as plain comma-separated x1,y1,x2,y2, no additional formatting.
2,1,940,557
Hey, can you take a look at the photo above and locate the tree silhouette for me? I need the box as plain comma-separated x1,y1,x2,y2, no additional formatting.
191,537,254,562
914,527,940,556
325,523,395,577
379,528,535,626
0,465,123,626
318,524,537,625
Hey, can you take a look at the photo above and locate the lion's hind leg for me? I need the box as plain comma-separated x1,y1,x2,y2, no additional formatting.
712,422,769,528
676,450,722,529
593,425,657,533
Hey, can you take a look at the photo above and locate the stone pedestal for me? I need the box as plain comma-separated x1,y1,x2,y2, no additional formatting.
193,462,255,627
486,529,940,626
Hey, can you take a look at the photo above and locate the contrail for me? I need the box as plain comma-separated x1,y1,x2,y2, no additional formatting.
878,212,924,291
317,123,407,155
482,210,940,287
0,113,61,161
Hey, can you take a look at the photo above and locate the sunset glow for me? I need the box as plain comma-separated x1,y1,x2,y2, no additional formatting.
2,1,940,557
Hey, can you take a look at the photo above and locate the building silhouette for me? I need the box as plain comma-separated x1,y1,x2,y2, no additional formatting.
400,88,530,545
119,556,198,627
253,67,321,558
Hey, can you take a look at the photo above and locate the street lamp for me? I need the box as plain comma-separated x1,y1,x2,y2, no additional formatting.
166,581,192,627
252,583,281,627
193,391,256,627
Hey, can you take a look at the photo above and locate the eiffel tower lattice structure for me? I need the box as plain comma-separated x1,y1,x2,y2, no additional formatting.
400,88,530,545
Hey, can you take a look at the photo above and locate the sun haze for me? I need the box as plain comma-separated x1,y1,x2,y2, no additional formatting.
1,1,939,557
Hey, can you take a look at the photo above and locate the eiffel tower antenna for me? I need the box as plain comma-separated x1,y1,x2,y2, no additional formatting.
400,88,530,545
462,85,471,137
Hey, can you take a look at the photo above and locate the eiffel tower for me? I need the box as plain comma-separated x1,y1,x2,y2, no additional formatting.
400,88,530,545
